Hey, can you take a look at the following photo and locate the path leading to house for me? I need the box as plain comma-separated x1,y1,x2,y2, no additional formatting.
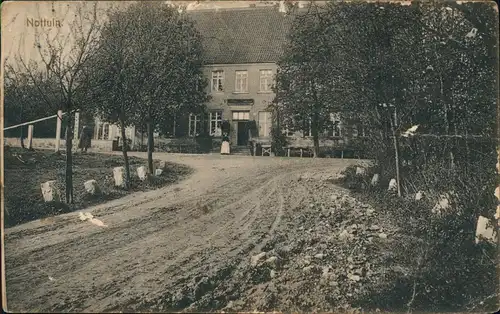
4,153,365,312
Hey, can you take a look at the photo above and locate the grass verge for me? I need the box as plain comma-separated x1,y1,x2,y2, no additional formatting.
335,165,498,312
4,146,193,228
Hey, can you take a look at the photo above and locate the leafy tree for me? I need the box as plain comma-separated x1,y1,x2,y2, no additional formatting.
273,5,345,157
83,8,138,189
278,1,496,193
284,2,497,310
120,2,209,174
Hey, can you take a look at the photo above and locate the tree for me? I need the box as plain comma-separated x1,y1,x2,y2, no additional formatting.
273,5,344,157
323,3,426,197
283,2,497,309
83,8,138,189
121,2,209,174
13,2,103,204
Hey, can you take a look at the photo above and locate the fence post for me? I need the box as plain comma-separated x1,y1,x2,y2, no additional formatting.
27,125,34,150
74,110,80,141
55,110,63,152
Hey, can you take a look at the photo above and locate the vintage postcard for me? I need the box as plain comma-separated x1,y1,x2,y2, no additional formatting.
1,0,499,312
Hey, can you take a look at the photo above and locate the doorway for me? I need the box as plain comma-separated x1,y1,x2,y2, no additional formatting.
232,110,250,146
237,121,249,146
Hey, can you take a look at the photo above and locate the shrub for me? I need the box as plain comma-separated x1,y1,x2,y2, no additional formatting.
212,138,222,150
338,163,497,312
195,134,213,153
270,125,288,156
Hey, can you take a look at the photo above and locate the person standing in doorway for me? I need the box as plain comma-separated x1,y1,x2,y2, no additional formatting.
221,132,230,155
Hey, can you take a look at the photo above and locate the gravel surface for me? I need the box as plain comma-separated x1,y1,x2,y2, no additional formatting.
4,153,390,313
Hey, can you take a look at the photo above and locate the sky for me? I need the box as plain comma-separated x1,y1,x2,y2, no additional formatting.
2,1,118,65
0,1,289,65
1,0,321,70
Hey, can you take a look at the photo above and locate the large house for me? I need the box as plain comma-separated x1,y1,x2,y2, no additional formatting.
87,4,363,154
89,5,294,150
187,6,293,147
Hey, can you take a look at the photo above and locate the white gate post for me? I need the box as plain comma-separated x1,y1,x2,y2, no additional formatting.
74,110,80,141
27,125,34,149
55,110,63,152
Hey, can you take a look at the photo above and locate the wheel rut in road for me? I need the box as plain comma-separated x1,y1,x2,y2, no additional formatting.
4,154,357,313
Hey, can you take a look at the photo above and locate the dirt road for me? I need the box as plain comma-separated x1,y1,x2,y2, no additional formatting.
4,153,361,312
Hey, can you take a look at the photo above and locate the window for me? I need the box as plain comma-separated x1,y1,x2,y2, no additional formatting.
259,69,273,92
282,125,294,137
258,111,272,137
189,114,201,136
235,70,248,93
96,124,102,140
232,111,250,121
125,127,133,139
162,115,177,138
117,127,133,144
209,111,223,136
282,119,297,137
352,125,366,137
97,123,110,140
361,126,366,137
352,125,359,137
211,70,224,92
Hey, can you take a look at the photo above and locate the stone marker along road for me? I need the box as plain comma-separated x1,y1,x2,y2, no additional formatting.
4,153,360,312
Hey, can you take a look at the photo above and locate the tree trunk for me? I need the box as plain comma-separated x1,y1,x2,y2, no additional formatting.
444,103,455,170
120,119,131,190
310,84,321,158
65,112,74,204
173,114,176,137
141,124,144,151
147,119,154,175
312,120,320,158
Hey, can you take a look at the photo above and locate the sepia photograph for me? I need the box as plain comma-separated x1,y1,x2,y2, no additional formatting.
1,0,499,312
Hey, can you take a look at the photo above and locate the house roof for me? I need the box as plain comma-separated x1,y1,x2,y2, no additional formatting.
188,7,295,65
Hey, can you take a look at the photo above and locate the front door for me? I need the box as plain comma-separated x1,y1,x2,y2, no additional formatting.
237,121,249,146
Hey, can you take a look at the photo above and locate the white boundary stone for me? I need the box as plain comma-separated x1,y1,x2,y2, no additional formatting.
388,179,397,192
137,166,148,181
356,167,366,176
415,191,424,201
432,194,451,214
84,179,100,195
113,166,125,187
476,216,497,244
40,180,61,202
